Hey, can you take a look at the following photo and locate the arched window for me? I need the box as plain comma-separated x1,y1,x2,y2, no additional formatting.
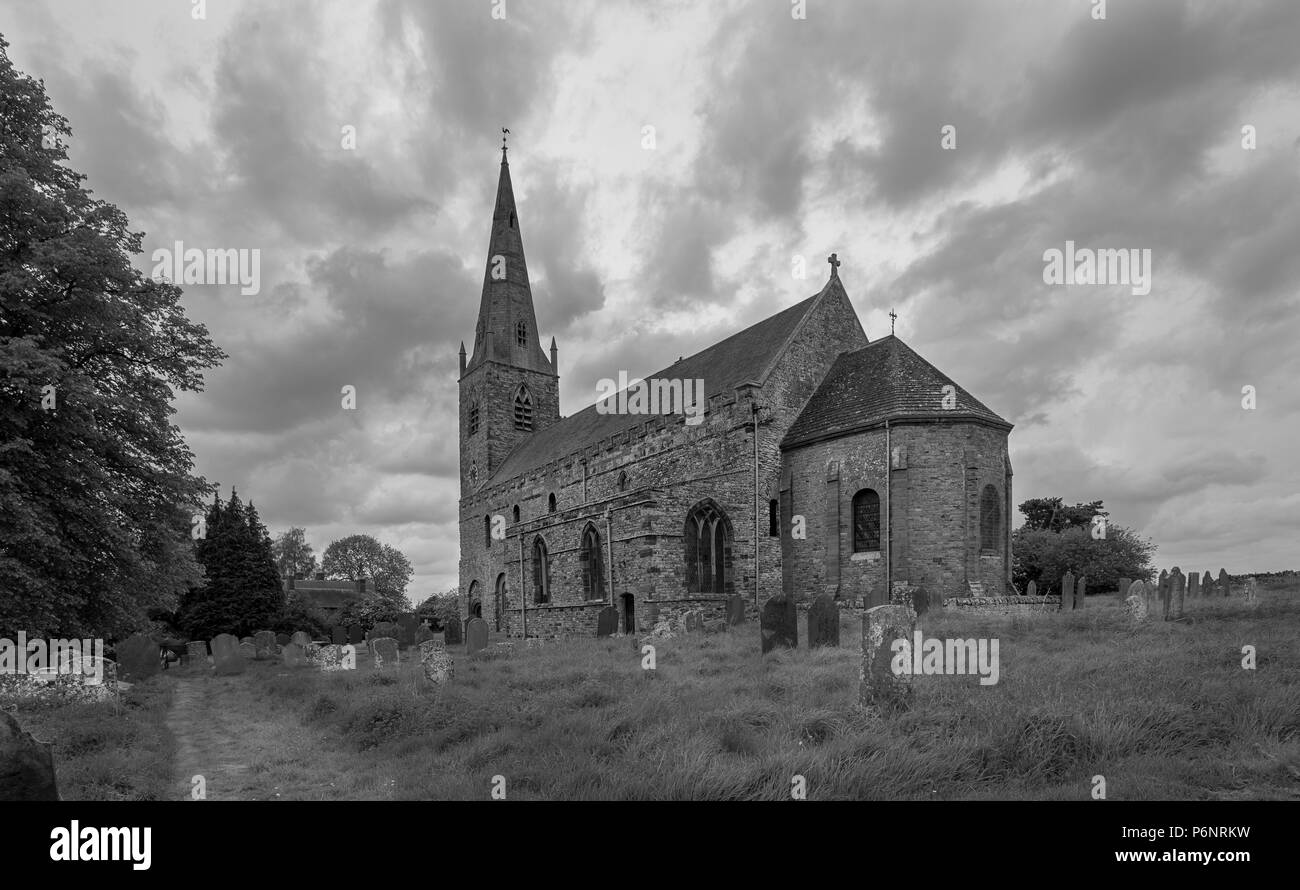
467,580,480,618
469,463,478,486
532,537,550,604
484,514,492,548
494,573,507,632
852,489,881,552
580,524,606,601
468,400,480,436
768,499,779,537
512,504,520,524
516,319,527,347
683,500,731,594
514,385,533,431
547,493,556,513
618,470,629,491
980,484,1001,551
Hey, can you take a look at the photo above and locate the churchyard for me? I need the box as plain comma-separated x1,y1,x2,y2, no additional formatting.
5,575,1296,801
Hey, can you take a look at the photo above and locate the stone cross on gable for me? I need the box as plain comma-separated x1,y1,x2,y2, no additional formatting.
889,308,898,334
827,253,840,274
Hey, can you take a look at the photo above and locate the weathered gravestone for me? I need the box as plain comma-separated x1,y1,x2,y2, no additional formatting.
368,622,397,642
419,641,453,686
760,594,797,654
1202,571,1213,598
1075,575,1087,609
1125,581,1149,621
681,610,703,634
253,631,277,660
1218,568,1230,597
807,594,840,648
1245,576,1259,607
274,633,290,647
348,625,365,645
115,634,160,683
281,643,307,667
465,618,489,654
185,640,208,666
1158,571,1171,619
238,640,256,660
911,586,930,618
372,637,400,670
317,644,345,672
1170,568,1186,619
1059,572,1075,611
1187,572,1199,599
211,634,245,676
596,606,619,637
0,711,59,801
1026,580,1037,597
725,595,746,626
331,626,347,645
396,614,419,648
415,622,435,644
860,604,916,712
290,631,313,648
444,619,463,646
1118,577,1131,600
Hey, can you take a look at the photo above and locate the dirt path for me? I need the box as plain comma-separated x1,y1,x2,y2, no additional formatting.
164,673,262,800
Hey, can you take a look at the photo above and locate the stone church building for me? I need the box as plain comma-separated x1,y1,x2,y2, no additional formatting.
458,149,1013,637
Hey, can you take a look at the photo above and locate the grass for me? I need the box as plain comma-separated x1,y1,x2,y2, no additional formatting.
10,586,1299,800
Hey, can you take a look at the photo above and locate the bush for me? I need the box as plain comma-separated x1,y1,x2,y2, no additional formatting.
1012,524,1155,592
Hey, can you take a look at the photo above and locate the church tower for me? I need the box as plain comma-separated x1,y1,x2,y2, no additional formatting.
459,144,559,494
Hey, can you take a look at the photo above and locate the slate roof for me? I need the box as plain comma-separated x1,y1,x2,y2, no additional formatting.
781,335,1011,449
488,287,829,483
284,580,364,610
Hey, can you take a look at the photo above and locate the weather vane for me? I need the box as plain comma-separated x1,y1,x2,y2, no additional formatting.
502,127,510,155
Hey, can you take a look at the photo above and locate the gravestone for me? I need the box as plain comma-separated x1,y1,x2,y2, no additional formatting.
807,594,840,648
281,643,306,667
860,604,915,712
0,711,59,801
211,634,245,676
1187,573,1199,599
253,631,277,660
240,636,254,646
1170,568,1185,619
1201,571,1213,598
420,641,453,686
1118,577,1131,599
317,644,345,672
1026,580,1037,597
348,625,365,645
368,622,397,642
725,595,746,626
1125,582,1149,621
1143,579,1159,615
274,633,290,647
185,640,208,666
115,634,160,683
290,631,313,648
238,640,256,660
444,619,463,646
1059,572,1075,611
1158,570,1169,604
465,618,488,654
910,586,930,618
760,594,797,654
331,626,347,645
1075,575,1086,609
396,614,419,648
372,637,400,670
1245,576,1259,607
1158,571,1171,619
416,623,435,644
1218,568,1230,597
681,610,702,634
596,606,618,637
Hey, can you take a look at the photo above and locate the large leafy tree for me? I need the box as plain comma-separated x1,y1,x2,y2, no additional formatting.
321,534,413,610
271,526,318,579
1012,497,1154,592
1018,497,1108,533
0,36,224,638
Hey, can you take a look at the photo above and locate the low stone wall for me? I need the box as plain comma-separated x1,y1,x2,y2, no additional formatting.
945,595,1060,614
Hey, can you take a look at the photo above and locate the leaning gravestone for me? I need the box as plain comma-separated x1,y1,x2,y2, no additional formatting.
1170,568,1186,619
860,604,916,712
465,618,489,654
396,614,419,648
290,631,313,648
281,643,306,667
348,625,365,645
211,634,245,676
419,641,453,686
807,594,840,648
0,711,59,801
274,633,290,647
372,637,400,670
682,610,703,634
760,594,797,654
1218,568,1230,597
331,626,347,645
253,631,277,660
1026,580,1037,597
596,606,618,637
444,619,463,646
725,595,746,626
1059,572,1075,612
115,634,160,683
185,640,208,666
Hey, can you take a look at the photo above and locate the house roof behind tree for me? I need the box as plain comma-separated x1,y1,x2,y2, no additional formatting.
283,574,365,611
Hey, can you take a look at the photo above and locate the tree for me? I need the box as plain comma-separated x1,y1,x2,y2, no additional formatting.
414,588,460,630
0,38,225,638
1018,497,1108,533
321,534,413,610
1012,524,1155,593
271,527,318,580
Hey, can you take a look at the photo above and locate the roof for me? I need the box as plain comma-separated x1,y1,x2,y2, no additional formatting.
291,585,364,610
487,286,831,482
781,335,1011,449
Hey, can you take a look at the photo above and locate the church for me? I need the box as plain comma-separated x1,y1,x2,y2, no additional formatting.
458,148,1014,637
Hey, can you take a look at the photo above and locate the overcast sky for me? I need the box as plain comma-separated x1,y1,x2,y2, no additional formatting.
5,0,1298,599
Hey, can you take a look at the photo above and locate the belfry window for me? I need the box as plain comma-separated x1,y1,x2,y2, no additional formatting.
468,400,480,436
514,385,533,431
516,320,527,347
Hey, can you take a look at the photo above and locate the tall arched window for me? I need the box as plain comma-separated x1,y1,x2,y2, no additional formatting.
514,385,533,431
547,493,557,513
467,580,480,619
980,484,1001,551
494,573,507,632
532,537,550,604
852,489,881,552
580,524,605,601
516,319,527,346
683,500,731,593
768,499,780,537
512,504,520,524
618,470,629,491
468,400,480,436
484,514,492,548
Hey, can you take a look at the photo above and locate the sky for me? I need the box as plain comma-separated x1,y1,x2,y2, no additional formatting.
4,0,1298,601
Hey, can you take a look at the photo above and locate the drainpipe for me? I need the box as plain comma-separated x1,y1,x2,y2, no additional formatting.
752,402,760,608
884,420,891,603
605,506,615,606
518,532,527,639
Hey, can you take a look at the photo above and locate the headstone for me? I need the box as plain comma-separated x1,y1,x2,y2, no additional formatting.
420,641,453,686
760,594,797,654
807,594,840,648
274,633,290,647
253,630,277,660
1059,572,1075,611
368,622,397,642
1026,580,1037,597
1170,568,1185,619
416,623,435,644
115,634,160,683
681,610,702,634
444,619,463,646
348,625,365,645
1244,576,1259,607
0,711,59,801
289,631,311,649
331,626,347,645
185,640,208,666
1201,571,1213,598
860,604,915,712
317,644,345,672
725,595,746,626
210,634,245,676
1218,568,1230,597
1117,577,1131,599
465,618,488,654
396,614,419,647
1143,578,1159,615
596,606,618,637
281,643,306,667
238,640,256,660
372,637,400,670
1125,582,1149,622
1075,575,1086,609
1187,572,1199,599
1158,571,1171,619
240,636,254,645
910,586,930,617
